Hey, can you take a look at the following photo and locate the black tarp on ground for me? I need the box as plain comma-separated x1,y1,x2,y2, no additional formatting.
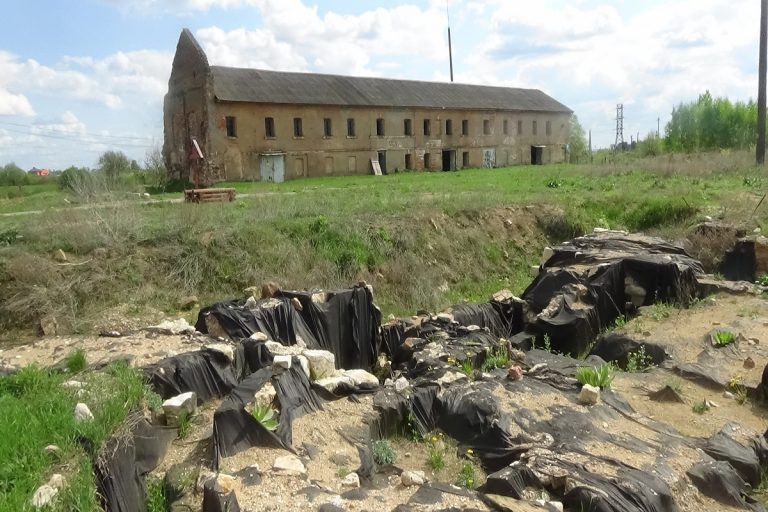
523,231,702,355
95,416,177,512
589,333,669,369
719,240,757,283
212,361,323,467
449,297,525,339
197,285,381,370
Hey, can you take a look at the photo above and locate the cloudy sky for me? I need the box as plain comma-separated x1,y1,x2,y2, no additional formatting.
0,0,760,169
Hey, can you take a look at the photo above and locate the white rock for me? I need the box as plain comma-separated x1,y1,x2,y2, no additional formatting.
249,331,269,342
273,454,307,476
436,312,454,323
315,375,356,393
330,495,344,508
44,445,62,456
394,376,409,393
48,474,65,490
384,378,394,387
400,470,426,487
162,392,197,427
341,472,360,488
62,380,85,390
254,382,277,408
466,325,481,332
343,369,379,388
723,391,735,400
436,371,468,387
303,349,336,380
296,355,310,378
147,318,195,335
264,341,302,356
245,296,258,309
31,485,58,508
273,355,292,370
578,384,600,406
206,343,234,361
74,403,94,423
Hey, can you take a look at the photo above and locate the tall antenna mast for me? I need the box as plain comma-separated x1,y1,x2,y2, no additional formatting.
447,0,454,82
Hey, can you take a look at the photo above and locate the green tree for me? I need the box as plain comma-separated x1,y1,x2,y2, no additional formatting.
568,115,589,163
97,151,131,183
0,163,28,187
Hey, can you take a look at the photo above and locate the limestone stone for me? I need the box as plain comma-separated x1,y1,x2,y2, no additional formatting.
273,355,293,370
578,384,600,406
163,392,197,427
303,349,336,380
342,369,379,388
400,470,426,487
206,343,234,361
341,472,360,488
273,454,307,476
74,403,94,422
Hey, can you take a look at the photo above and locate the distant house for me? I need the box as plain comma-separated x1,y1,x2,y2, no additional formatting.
28,168,50,176
163,29,572,184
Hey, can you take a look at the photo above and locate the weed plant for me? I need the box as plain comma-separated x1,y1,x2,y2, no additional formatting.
713,330,735,347
576,365,615,389
626,346,654,373
251,404,279,431
372,439,396,465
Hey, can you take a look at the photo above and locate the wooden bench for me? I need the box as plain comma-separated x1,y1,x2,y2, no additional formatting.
184,188,237,203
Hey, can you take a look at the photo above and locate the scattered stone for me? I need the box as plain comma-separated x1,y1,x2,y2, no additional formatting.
436,371,467,387
509,348,526,361
341,472,360,488
705,400,719,408
147,318,195,335
330,453,352,466
466,325,481,332
315,375,355,393
212,473,238,494
296,355,311,378
206,343,235,361
54,249,68,263
38,315,58,337
245,296,258,309
723,391,735,400
493,289,515,302
254,382,277,408
31,484,58,508
249,331,269,342
162,392,197,427
261,281,281,299
394,376,409,392
744,357,756,370
273,454,307,476
44,445,62,456
436,312,454,323
62,379,85,390
178,296,199,311
578,384,600,406
304,349,336,380
264,341,302,356
291,297,304,311
526,363,548,375
507,366,523,381
99,330,122,338
273,355,293,370
400,470,426,487
342,369,379,388
74,403,94,423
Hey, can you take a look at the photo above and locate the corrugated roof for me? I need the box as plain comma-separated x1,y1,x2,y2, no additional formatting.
210,66,572,113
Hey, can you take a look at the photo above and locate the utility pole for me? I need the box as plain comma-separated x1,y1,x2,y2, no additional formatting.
615,104,625,150
758,0,767,164
657,117,660,138
447,1,454,82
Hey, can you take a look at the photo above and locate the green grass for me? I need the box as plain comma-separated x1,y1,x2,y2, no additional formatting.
1,154,766,340
426,442,445,472
146,476,168,512
576,364,615,389
65,349,87,374
456,460,477,489
481,344,509,372
713,330,736,346
0,362,151,511
251,404,278,431
625,346,654,373
372,439,396,466
692,400,710,414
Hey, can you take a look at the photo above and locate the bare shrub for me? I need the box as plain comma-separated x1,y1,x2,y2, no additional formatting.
684,223,741,272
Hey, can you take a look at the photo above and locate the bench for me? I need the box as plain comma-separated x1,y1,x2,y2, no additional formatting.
184,188,237,203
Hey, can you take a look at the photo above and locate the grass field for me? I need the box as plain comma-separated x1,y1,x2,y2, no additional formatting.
1,153,766,341
0,358,152,511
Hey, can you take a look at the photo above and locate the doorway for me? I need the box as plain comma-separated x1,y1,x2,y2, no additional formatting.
377,151,387,175
260,154,285,182
531,146,544,165
441,150,456,171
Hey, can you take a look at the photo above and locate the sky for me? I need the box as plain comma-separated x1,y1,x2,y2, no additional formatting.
0,0,761,169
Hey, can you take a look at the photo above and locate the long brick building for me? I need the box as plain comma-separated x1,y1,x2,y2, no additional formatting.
163,29,572,184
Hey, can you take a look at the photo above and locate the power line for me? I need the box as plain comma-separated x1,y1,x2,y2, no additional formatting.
0,120,156,143
0,126,154,148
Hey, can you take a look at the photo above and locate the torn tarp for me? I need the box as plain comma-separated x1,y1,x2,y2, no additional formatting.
197,285,381,370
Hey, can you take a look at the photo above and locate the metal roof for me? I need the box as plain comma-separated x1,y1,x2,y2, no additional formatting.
210,66,572,113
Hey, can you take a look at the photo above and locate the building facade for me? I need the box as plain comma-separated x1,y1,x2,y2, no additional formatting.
163,29,572,184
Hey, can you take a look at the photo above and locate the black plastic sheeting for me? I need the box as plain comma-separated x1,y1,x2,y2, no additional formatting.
196,286,381,370
202,482,241,512
213,360,323,468
523,232,703,355
719,240,757,283
95,416,177,512
589,333,669,370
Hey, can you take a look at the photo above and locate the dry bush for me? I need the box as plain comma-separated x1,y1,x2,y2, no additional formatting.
683,223,742,272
